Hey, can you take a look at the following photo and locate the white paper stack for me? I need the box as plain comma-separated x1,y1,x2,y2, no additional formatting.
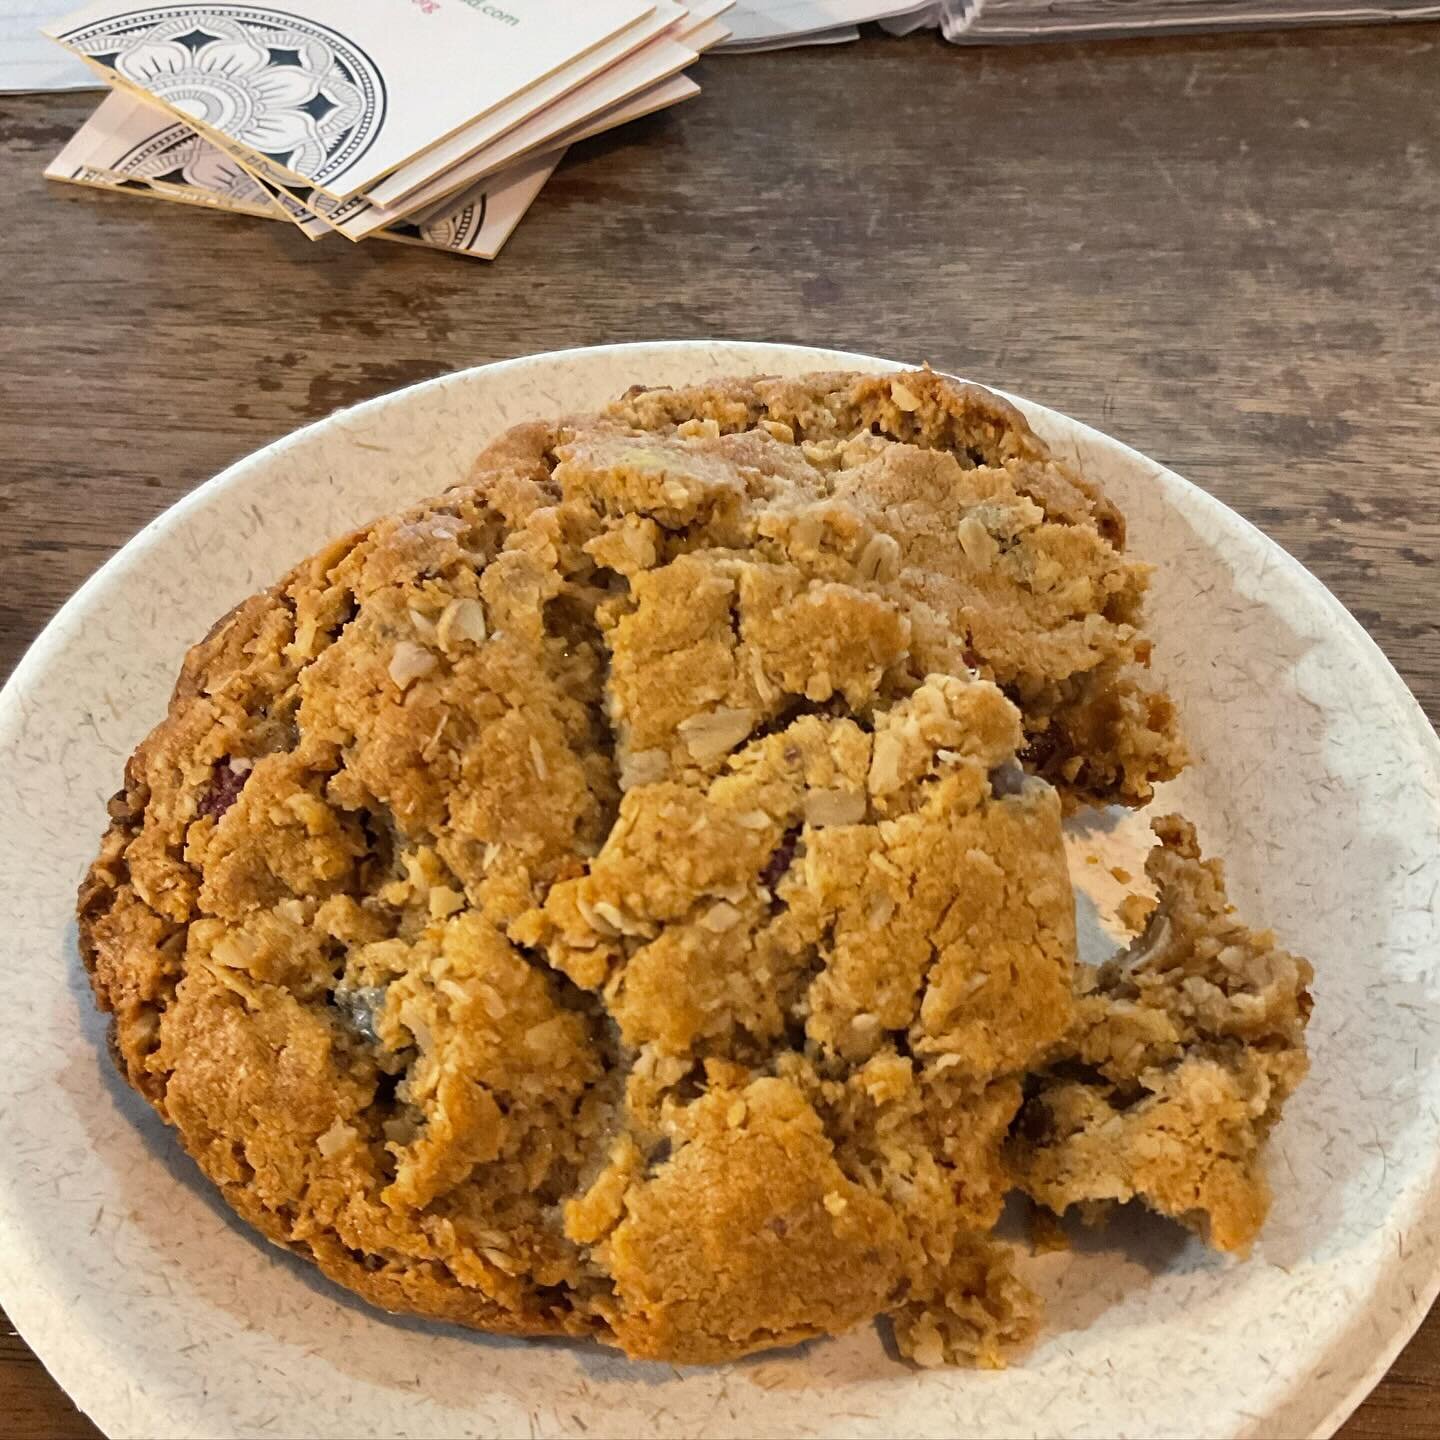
713,0,1437,48
40,0,732,259
2,6,98,90
716,0,931,48
884,0,1440,40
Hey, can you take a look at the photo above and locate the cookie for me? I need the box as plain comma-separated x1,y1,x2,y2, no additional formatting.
77,369,1295,1368
1008,815,1314,1253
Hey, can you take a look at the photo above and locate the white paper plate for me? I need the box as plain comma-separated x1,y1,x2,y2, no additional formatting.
2,342,1438,1440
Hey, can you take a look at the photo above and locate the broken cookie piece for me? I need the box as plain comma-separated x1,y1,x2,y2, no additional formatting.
1007,816,1313,1253
601,369,1187,808
890,1235,1042,1369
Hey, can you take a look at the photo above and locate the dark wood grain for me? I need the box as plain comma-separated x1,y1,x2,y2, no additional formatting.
1,22,1437,1438
0,1304,101,1440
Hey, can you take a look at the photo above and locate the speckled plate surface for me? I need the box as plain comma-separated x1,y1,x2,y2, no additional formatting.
2,342,1438,1440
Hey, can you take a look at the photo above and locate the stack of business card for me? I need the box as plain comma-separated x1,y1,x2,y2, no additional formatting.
42,0,731,258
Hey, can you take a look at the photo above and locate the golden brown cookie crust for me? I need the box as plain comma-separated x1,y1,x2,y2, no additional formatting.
78,370,1297,1367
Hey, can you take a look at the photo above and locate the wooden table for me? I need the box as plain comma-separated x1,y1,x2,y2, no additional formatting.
2,21,1438,1438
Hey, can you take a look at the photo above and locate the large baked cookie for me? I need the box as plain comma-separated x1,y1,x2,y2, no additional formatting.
78,371,1288,1366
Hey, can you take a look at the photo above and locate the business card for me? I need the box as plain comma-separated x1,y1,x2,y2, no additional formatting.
47,88,562,257
48,0,651,197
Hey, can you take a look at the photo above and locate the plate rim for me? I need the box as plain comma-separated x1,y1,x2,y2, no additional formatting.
2,338,1437,1440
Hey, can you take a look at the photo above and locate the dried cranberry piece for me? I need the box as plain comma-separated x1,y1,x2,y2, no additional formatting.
760,825,803,913
196,758,250,820
760,826,802,890
1019,727,1062,774
1013,1098,1055,1147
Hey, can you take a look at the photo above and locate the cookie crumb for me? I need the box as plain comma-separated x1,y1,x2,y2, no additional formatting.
1027,1206,1071,1254
1117,891,1156,932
